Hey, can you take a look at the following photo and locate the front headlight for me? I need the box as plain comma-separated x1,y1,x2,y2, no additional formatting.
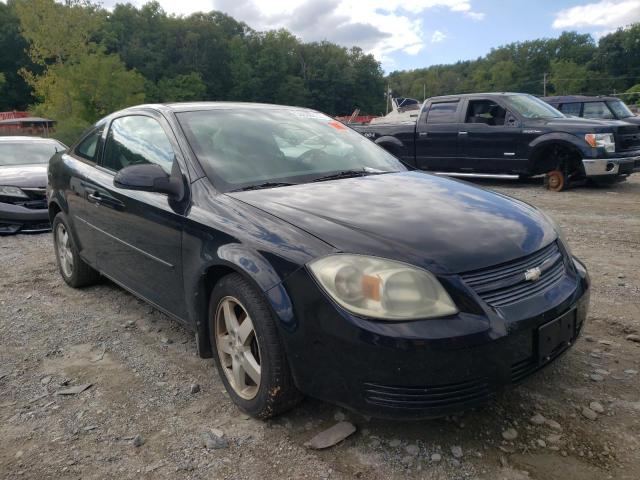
585,133,615,153
0,186,28,198
308,254,458,320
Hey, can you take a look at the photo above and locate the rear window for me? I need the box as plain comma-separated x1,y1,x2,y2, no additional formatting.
426,102,459,124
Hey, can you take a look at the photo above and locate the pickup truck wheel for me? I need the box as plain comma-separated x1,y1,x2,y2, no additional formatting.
545,170,566,192
209,273,302,419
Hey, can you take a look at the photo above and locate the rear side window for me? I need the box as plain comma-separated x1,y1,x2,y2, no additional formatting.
102,115,175,173
75,126,104,162
426,102,459,124
583,102,614,120
558,103,581,117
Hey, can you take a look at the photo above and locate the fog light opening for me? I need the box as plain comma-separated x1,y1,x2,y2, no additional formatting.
606,162,615,172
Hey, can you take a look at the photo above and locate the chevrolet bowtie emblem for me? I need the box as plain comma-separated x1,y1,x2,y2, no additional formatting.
524,266,542,282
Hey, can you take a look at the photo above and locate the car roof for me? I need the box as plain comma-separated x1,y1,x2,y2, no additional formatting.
120,101,319,114
0,136,61,143
542,95,620,103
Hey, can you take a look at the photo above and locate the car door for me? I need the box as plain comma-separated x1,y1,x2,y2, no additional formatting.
458,98,525,173
415,100,462,171
63,123,106,267
81,112,189,318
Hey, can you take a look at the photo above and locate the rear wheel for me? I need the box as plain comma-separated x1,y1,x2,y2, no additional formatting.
52,213,100,288
209,274,302,418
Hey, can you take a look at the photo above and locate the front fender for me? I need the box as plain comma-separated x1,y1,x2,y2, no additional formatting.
529,132,592,158
375,135,404,152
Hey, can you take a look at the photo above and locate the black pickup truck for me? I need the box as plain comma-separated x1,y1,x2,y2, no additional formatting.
354,93,640,190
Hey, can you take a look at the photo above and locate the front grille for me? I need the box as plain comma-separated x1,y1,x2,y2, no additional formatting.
460,242,566,307
364,377,492,410
616,125,640,152
0,188,47,209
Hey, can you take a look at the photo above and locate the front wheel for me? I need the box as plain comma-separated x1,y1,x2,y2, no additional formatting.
545,169,567,192
209,274,302,418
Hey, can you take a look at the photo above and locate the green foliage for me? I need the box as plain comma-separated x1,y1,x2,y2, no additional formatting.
549,60,590,95
625,84,640,105
155,73,207,102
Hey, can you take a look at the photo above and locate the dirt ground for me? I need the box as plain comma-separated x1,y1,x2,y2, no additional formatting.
1,175,639,480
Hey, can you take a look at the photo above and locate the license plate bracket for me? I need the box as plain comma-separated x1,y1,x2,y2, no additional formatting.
537,310,576,364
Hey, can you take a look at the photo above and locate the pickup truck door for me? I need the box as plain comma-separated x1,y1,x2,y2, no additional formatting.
457,98,525,173
415,100,464,171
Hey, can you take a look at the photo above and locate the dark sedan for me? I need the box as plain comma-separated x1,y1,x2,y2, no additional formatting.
47,103,590,419
1,136,66,234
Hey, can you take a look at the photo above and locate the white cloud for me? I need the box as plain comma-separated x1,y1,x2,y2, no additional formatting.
431,30,447,43
110,0,484,66
552,0,640,30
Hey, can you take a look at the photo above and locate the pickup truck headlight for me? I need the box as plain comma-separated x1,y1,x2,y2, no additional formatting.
308,254,458,320
585,133,615,153
0,186,29,198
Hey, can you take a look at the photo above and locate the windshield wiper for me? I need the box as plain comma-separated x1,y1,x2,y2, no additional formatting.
234,182,297,192
311,168,383,183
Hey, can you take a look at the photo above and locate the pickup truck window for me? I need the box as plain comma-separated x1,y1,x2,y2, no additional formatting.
505,94,564,119
583,101,615,120
558,103,581,117
426,102,458,124
465,100,507,126
607,100,634,119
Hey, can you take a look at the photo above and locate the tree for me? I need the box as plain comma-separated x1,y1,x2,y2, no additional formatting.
156,72,207,102
549,59,590,95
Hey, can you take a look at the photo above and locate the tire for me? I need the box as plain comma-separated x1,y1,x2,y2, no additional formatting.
52,212,100,288
208,273,302,418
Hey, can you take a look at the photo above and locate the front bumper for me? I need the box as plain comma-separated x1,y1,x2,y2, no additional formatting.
582,154,640,177
0,202,50,234
278,256,590,419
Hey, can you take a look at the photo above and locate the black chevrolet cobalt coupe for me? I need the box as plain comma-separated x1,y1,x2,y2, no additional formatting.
47,103,590,419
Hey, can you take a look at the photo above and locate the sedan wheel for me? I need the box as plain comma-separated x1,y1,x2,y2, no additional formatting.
214,296,261,400
55,223,74,278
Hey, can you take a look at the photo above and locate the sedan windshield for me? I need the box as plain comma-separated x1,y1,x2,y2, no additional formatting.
506,94,565,119
608,99,635,119
177,108,405,192
0,141,64,166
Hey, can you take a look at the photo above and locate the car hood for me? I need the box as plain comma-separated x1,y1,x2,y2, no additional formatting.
0,164,47,188
227,172,557,274
532,117,631,131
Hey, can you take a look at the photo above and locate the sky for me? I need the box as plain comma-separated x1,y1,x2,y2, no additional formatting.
56,0,640,71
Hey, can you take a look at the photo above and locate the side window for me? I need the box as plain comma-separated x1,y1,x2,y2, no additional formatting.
74,126,104,162
559,103,581,117
583,102,614,120
426,102,459,124
102,116,175,173
464,100,507,126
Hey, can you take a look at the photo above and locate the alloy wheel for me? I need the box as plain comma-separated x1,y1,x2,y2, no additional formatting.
214,296,261,400
56,223,74,278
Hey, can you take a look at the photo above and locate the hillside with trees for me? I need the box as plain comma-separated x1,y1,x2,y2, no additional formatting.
1,0,640,145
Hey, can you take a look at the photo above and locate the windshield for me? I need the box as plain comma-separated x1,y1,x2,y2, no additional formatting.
0,141,64,166
177,109,405,192
607,99,634,119
506,94,565,119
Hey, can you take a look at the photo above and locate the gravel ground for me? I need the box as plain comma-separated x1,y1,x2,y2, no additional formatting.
1,176,639,480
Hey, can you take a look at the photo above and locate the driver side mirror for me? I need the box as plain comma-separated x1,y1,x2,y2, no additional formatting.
113,163,184,201
506,113,520,127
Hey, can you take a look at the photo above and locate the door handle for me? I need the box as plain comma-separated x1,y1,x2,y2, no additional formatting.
88,192,102,204
458,131,468,136
418,132,428,137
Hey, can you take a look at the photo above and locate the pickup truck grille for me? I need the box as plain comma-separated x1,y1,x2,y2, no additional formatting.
616,125,640,152
460,242,566,307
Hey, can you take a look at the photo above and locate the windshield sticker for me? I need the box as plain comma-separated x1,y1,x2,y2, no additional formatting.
328,121,347,131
